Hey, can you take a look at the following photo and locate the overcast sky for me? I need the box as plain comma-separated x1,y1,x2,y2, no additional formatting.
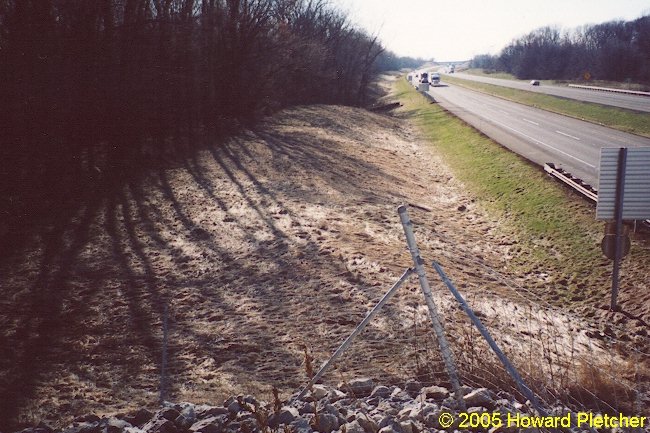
329,0,650,61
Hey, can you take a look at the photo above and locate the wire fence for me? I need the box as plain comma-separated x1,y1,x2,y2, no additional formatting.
297,206,649,431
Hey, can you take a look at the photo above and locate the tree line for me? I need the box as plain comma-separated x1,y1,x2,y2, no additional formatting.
0,0,424,234
470,15,650,83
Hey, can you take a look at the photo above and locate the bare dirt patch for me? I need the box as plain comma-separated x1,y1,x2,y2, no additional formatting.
1,101,648,429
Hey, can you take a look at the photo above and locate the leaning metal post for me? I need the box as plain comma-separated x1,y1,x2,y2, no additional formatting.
431,261,548,416
296,267,415,400
397,205,465,409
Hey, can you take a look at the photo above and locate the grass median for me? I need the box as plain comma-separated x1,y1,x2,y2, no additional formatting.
394,77,607,303
442,74,650,138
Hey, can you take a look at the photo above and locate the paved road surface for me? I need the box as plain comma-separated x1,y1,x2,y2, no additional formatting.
449,73,650,113
427,83,650,188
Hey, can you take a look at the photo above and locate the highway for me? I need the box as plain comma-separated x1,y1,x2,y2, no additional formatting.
449,72,650,113
426,82,650,188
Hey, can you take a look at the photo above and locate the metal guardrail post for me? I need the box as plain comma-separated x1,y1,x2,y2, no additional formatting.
296,268,415,400
397,205,465,409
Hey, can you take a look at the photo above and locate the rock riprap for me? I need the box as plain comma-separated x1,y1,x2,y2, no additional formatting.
13,382,547,433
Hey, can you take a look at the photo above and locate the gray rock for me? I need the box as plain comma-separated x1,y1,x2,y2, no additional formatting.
289,418,314,433
128,409,155,427
315,413,339,433
180,406,197,425
238,418,257,432
298,401,316,415
489,422,518,433
378,415,403,433
463,388,494,409
194,406,229,418
319,403,340,418
423,411,441,429
242,395,258,407
409,403,437,421
62,422,101,433
397,407,414,421
107,418,132,433
270,406,299,427
173,414,192,431
341,420,366,433
403,380,422,396
370,385,391,399
366,397,380,407
226,400,242,415
420,385,449,401
441,396,458,409
389,390,410,402
159,408,181,422
376,400,399,416
223,421,240,431
340,378,374,397
310,384,330,400
189,416,224,433
467,406,487,414
399,421,414,433
74,415,101,424
356,413,379,433
328,389,348,402
141,419,177,433
19,427,52,433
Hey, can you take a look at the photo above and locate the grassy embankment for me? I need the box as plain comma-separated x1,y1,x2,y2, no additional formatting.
463,68,518,80
464,68,650,92
443,73,650,138
394,77,607,303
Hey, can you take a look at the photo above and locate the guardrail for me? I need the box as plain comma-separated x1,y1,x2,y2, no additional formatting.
543,163,597,202
544,162,650,229
567,84,650,97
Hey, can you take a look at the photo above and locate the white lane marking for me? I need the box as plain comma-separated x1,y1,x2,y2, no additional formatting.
556,130,581,141
500,110,510,116
522,118,539,126
483,116,596,168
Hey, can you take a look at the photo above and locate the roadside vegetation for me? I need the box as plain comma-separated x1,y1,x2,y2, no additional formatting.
395,76,650,412
442,74,650,138
395,77,611,303
466,67,650,92
469,16,650,85
0,0,422,245
463,68,518,80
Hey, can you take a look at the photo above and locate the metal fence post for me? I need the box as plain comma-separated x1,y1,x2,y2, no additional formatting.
431,261,547,416
160,304,169,404
296,268,415,400
397,205,465,409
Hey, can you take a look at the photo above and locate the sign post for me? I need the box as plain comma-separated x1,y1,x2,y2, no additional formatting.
596,147,650,311
610,148,627,310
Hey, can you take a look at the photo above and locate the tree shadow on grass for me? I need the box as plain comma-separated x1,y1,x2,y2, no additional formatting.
1,108,421,429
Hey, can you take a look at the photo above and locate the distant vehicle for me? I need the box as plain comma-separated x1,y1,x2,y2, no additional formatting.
430,73,441,86
420,72,429,83
448,64,455,73
530,80,540,86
